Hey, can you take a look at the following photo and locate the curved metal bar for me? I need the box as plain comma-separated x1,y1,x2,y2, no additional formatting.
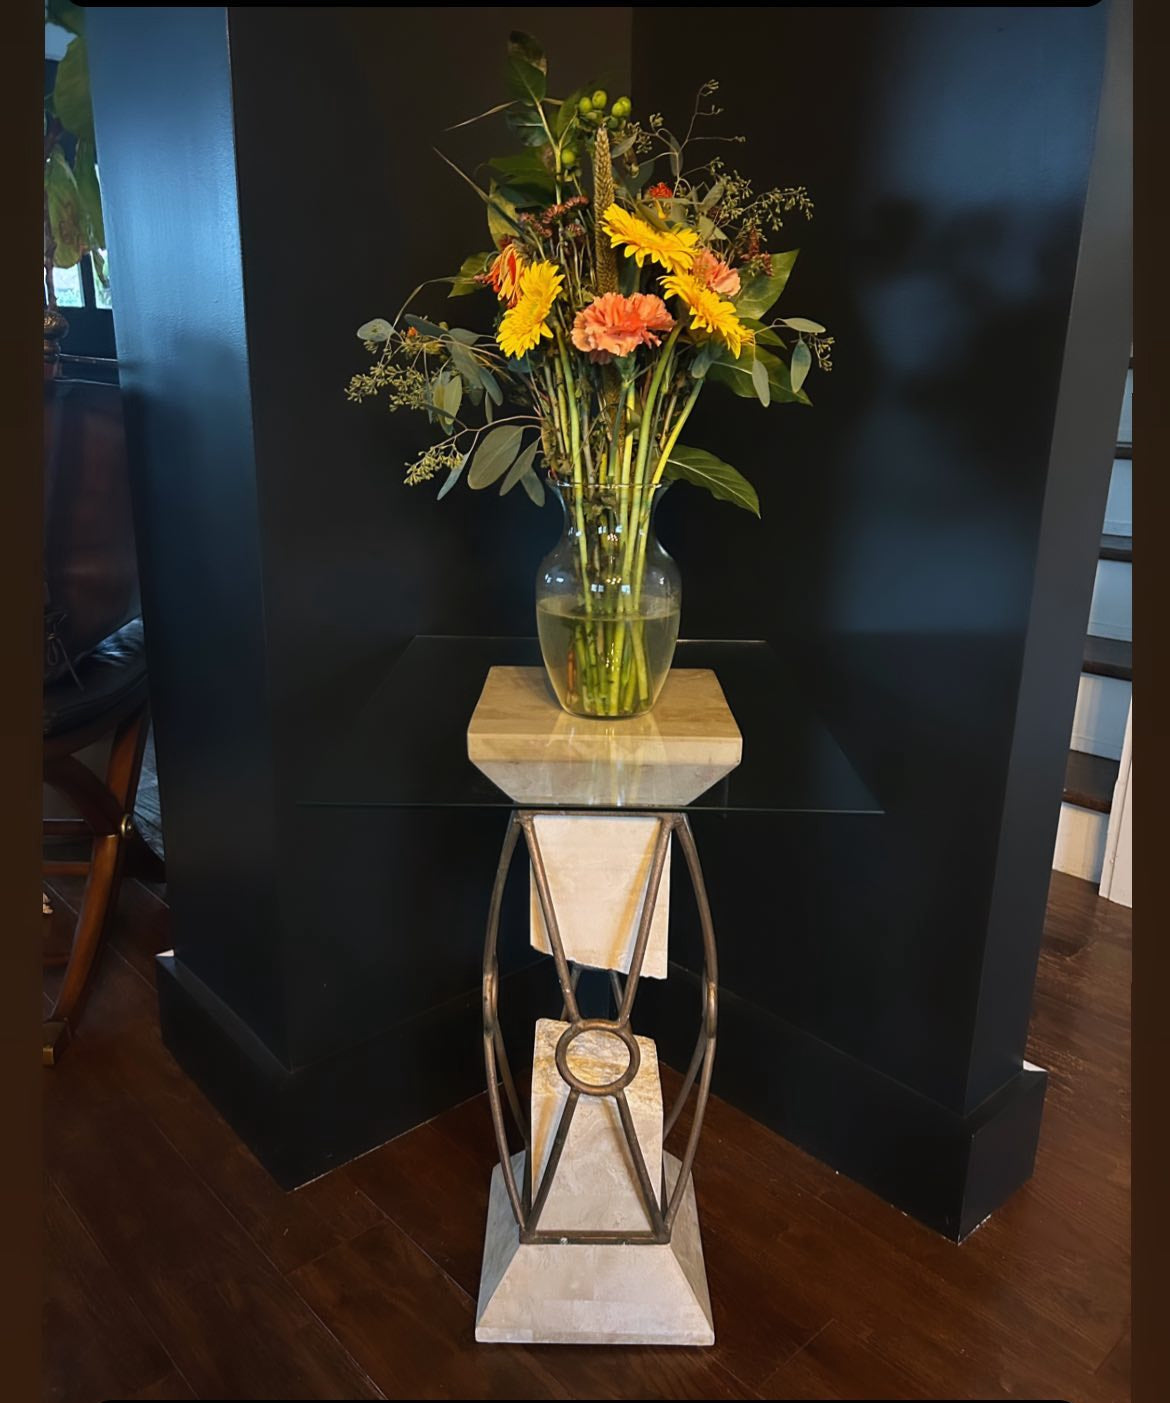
524,1087,580,1237
494,1023,528,1151
522,815,581,1023
662,1015,707,1142
559,962,582,1022
614,1090,668,1238
664,815,720,1230
608,968,625,1012
615,815,674,1026
482,813,526,1225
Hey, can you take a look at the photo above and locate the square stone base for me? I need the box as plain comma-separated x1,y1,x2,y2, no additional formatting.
475,1150,715,1346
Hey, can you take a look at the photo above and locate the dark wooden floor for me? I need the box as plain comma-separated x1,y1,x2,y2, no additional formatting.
42,871,1130,1402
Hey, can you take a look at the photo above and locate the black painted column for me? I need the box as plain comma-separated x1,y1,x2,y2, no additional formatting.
88,4,1129,1235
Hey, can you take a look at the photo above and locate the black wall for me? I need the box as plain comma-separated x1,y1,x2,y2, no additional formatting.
88,5,1130,1232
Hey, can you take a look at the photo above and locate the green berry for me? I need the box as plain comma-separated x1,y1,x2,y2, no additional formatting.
612,96,631,119
561,147,578,169
606,115,620,131
577,95,593,115
592,89,608,109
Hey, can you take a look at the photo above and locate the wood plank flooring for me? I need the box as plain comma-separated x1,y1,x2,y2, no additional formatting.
42,871,1130,1402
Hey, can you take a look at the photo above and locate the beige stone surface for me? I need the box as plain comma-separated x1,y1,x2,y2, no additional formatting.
466,667,742,807
476,1150,714,1345
529,814,670,978
529,1018,663,1235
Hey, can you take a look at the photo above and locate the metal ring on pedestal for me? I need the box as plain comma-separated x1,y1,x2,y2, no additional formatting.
554,1019,641,1098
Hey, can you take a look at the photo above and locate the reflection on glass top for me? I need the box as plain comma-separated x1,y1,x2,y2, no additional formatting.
299,636,883,815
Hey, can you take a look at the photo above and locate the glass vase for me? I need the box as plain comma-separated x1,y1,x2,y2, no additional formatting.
536,481,681,719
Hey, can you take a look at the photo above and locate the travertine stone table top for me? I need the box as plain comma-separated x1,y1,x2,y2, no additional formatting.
467,667,743,807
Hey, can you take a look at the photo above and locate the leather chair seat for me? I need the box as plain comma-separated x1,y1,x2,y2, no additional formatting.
43,618,148,738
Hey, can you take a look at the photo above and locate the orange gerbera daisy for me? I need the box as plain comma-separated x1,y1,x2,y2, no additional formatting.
571,292,675,363
484,243,526,307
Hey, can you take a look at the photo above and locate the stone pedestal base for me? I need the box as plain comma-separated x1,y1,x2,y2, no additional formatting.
475,1151,715,1346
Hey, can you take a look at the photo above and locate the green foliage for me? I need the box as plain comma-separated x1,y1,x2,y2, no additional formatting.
664,446,760,517
468,425,523,489
707,345,811,406
789,340,812,395
733,251,799,318
449,251,494,297
53,35,94,140
46,147,83,267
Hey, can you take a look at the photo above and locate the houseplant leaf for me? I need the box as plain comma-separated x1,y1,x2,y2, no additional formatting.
46,147,84,267
73,135,104,249
53,35,94,141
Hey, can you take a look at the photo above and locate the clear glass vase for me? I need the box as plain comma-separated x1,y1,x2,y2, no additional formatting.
536,481,681,719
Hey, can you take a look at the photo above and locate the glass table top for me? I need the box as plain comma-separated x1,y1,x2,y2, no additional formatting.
298,636,883,816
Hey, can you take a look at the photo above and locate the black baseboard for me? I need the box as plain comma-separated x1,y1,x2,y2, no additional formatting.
158,952,1044,1238
156,952,559,1189
638,965,1047,1243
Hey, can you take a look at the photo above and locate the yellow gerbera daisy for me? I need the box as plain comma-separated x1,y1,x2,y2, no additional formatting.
602,203,698,276
497,260,564,359
661,271,754,359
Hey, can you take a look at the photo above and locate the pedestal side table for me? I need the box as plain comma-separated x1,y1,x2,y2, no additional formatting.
468,666,741,1345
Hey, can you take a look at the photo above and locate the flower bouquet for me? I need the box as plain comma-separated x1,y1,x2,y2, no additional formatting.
348,32,831,718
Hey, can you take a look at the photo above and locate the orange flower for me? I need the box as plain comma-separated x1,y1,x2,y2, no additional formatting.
485,243,526,307
571,292,675,363
693,249,741,299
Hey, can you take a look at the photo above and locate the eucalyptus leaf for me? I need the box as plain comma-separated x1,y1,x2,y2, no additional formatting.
468,425,523,489
707,346,811,406
447,341,488,403
519,463,545,506
479,365,504,406
734,250,799,318
53,35,94,140
751,356,771,408
432,372,463,428
789,340,812,395
664,445,760,517
447,327,479,345
356,318,392,342
780,317,826,334
437,452,469,500
46,148,83,267
690,343,713,379
499,437,540,495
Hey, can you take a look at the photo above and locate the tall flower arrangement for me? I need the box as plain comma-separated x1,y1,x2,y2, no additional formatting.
348,33,832,716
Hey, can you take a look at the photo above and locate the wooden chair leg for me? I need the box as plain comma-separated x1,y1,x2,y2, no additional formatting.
42,701,153,1061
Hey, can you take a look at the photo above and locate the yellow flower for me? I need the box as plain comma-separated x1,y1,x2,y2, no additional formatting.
497,260,564,359
602,203,698,276
662,271,754,359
